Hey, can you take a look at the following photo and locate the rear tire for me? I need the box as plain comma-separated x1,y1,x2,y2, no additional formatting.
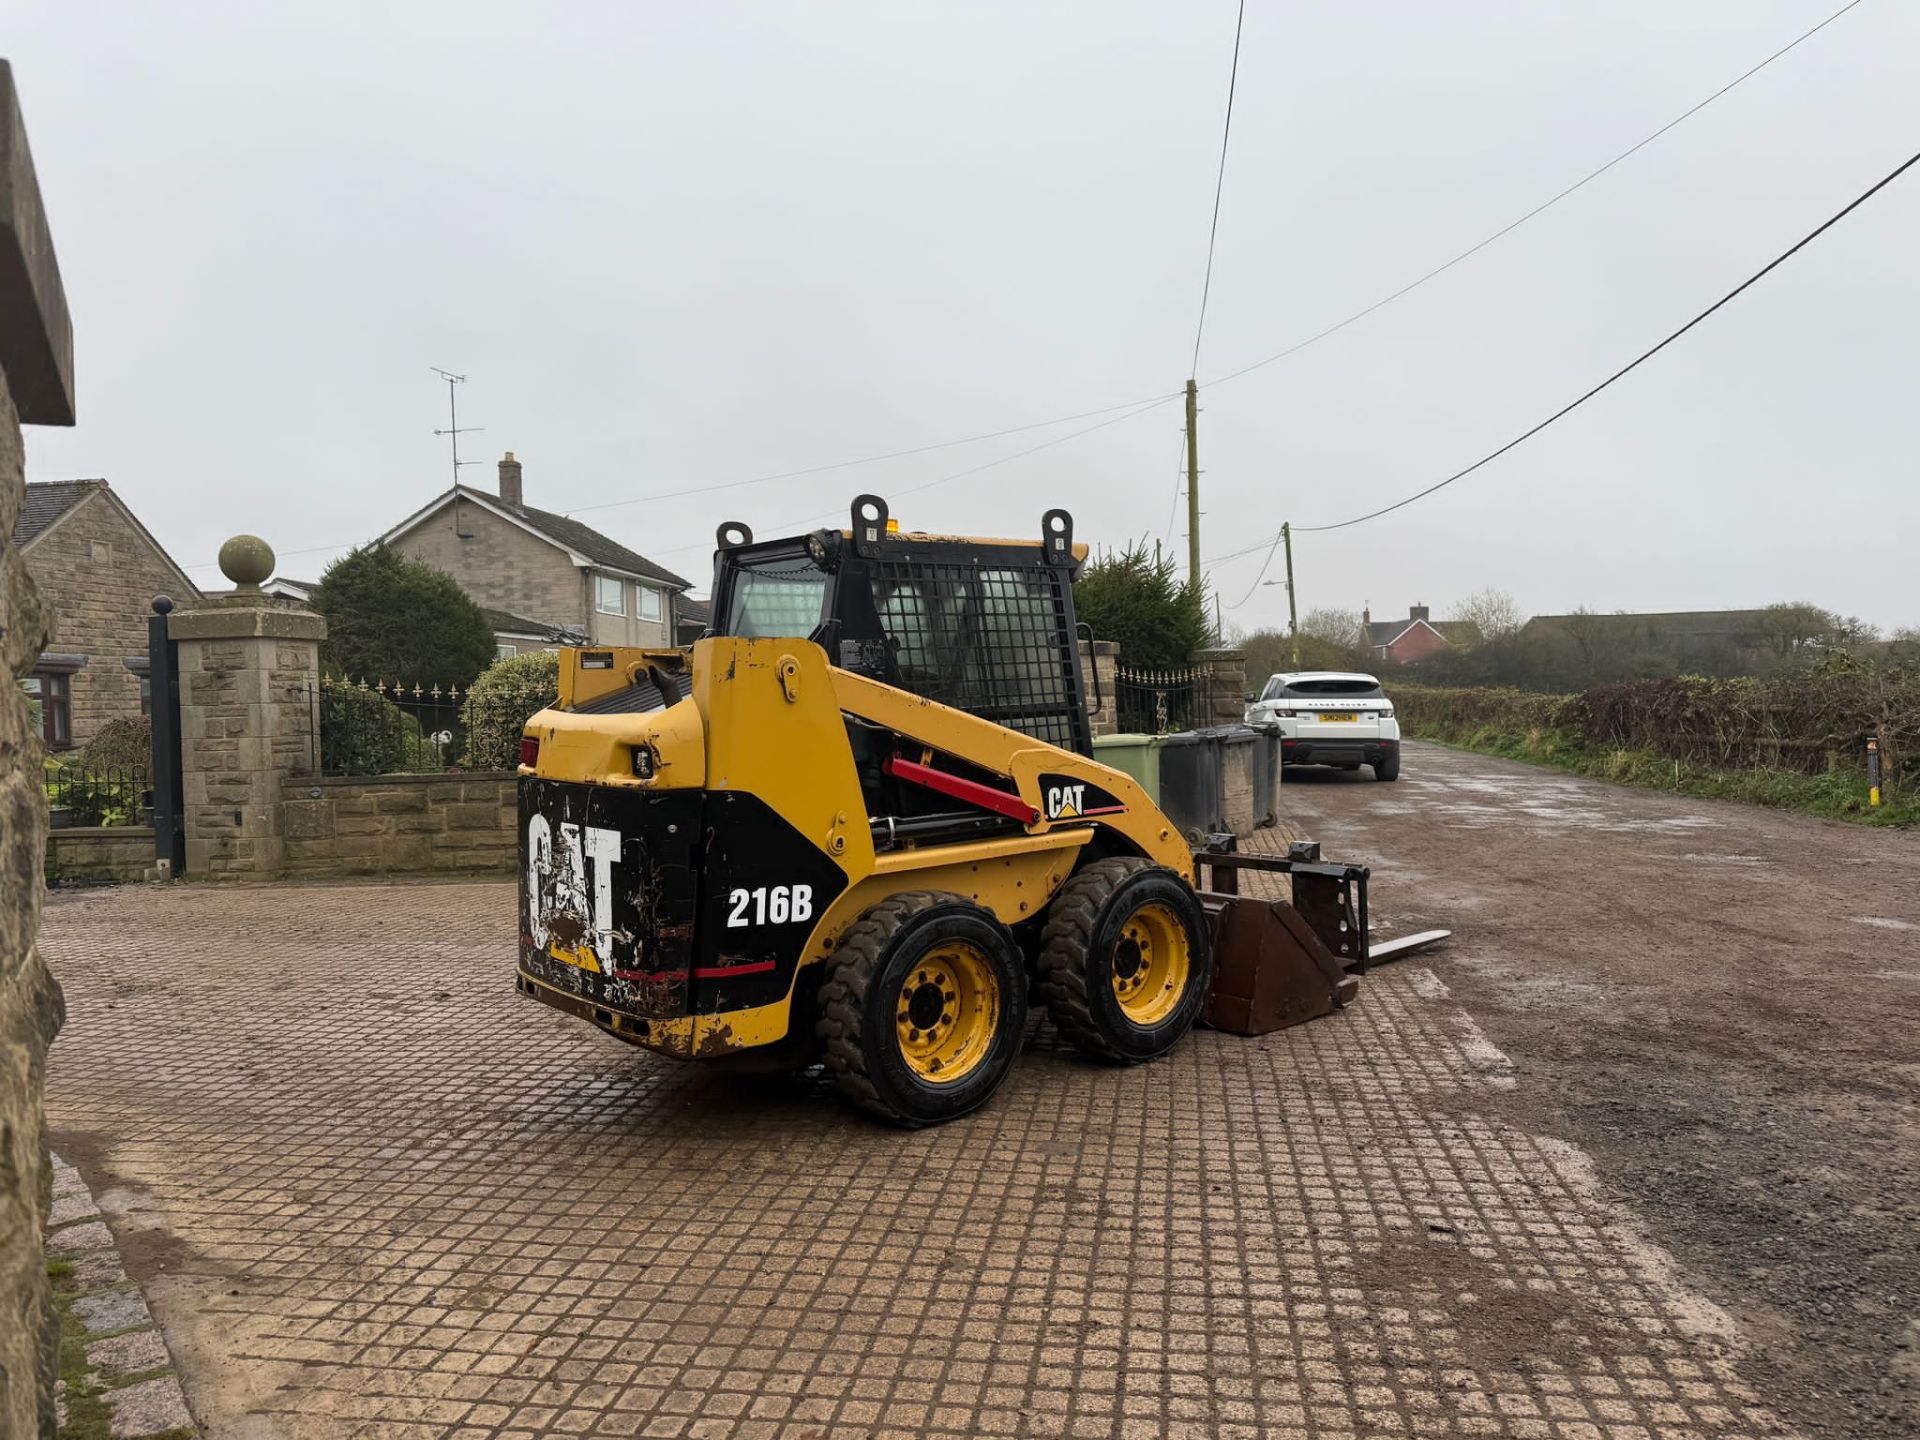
1374,750,1401,781
1037,859,1211,1063
816,892,1026,1127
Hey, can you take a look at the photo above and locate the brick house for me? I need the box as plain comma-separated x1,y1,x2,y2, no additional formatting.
378,453,691,655
1365,604,1480,666
11,479,201,749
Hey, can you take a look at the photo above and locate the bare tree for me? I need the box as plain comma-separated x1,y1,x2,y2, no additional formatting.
1294,608,1375,670
1450,586,1524,642
1300,607,1367,650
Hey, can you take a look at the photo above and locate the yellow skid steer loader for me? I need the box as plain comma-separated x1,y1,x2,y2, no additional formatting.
515,496,1443,1125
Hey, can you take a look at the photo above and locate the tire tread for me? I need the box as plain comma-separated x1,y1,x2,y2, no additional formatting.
1035,858,1148,1063
814,891,972,1124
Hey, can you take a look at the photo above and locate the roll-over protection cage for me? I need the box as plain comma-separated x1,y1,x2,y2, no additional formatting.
706,495,1097,757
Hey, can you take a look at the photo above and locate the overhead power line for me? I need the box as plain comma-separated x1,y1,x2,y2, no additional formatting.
562,390,1179,518
1200,0,1866,390
187,4,1859,576
638,393,1184,561
1208,145,1920,563
1190,0,1249,377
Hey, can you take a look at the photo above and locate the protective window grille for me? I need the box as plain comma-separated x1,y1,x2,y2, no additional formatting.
1115,664,1199,735
731,555,830,639
868,561,1087,753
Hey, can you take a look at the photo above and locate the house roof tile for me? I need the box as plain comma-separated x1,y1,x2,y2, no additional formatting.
482,606,572,638
464,488,692,590
12,478,103,547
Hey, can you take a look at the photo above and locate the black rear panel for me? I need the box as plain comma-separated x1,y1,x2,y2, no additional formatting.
519,779,849,1020
520,781,700,1018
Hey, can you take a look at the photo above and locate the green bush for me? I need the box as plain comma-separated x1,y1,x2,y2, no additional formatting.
1394,669,1920,826
463,651,560,771
312,544,498,690
318,677,428,776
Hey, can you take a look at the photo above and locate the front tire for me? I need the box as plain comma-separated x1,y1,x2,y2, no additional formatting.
816,892,1026,1127
1037,859,1211,1063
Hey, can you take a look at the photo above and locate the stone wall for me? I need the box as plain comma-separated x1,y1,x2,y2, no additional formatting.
0,57,74,1440
389,497,585,637
389,491,674,650
1195,647,1250,727
45,826,153,886
20,486,196,747
282,773,517,877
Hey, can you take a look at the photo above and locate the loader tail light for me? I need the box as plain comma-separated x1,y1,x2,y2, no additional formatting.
518,736,540,769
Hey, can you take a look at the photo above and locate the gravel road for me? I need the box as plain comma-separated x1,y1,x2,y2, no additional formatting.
1284,741,1920,1439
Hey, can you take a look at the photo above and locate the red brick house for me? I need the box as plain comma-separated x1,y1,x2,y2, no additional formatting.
1365,605,1479,666
12,479,200,749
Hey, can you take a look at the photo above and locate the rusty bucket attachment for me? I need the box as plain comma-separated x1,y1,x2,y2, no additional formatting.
1194,837,1448,1037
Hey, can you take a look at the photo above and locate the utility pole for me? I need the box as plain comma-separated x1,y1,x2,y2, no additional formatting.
1184,378,1201,592
430,367,483,489
1283,522,1300,670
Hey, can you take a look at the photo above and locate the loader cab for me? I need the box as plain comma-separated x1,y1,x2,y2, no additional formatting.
708,494,1097,757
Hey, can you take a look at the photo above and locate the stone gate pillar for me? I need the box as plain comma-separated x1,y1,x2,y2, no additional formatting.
168,537,325,879
1081,639,1119,738
0,57,76,1440
1195,647,1249,727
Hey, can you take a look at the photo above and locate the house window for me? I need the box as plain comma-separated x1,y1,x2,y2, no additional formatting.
595,575,626,615
637,586,662,623
496,643,517,660
22,673,72,750
139,674,152,717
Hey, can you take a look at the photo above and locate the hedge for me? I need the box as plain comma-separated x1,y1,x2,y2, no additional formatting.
462,651,561,770
1394,663,1917,791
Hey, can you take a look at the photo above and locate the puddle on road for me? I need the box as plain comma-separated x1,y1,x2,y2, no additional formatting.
1853,916,1918,932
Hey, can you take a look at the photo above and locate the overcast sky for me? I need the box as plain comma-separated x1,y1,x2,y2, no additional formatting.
11,1,1918,633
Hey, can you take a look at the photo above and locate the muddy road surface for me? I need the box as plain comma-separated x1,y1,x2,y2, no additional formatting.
1286,741,1920,1439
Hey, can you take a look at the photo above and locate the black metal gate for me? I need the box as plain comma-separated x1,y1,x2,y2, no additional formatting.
1115,664,1198,735
147,596,185,875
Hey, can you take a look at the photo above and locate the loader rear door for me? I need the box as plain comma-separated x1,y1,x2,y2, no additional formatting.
520,777,702,1020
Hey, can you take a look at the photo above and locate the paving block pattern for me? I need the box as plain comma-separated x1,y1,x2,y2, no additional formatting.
46,1151,199,1438
42,878,1796,1438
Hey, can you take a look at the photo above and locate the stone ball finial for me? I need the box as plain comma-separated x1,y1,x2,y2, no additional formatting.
218,534,275,592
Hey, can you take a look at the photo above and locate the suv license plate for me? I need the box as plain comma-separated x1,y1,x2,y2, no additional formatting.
1318,712,1359,723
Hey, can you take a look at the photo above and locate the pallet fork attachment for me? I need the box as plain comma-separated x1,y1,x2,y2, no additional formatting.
1193,837,1450,1036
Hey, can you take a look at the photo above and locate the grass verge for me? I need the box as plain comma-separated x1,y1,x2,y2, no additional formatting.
1413,725,1920,829
48,1258,194,1440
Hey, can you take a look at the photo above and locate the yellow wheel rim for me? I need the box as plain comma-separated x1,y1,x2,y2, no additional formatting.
895,942,1001,1084
1110,901,1191,1027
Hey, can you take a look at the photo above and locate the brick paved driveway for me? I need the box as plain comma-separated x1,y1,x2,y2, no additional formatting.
43,875,1793,1440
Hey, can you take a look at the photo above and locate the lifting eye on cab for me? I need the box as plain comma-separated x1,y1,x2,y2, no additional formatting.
631,744,658,780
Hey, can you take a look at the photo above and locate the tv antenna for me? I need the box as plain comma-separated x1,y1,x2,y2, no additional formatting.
430,367,483,489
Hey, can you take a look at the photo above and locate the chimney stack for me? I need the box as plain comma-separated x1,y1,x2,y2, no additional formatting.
498,451,523,508
1362,607,1371,628
1410,603,1430,622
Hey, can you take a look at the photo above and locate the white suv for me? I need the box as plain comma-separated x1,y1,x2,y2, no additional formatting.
1245,671,1401,781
